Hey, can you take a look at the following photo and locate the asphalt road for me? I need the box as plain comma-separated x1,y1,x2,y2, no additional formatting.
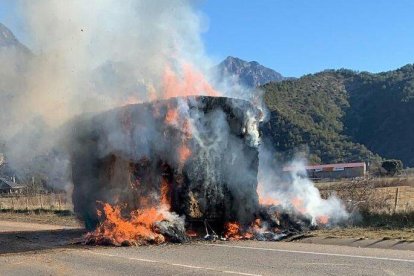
0,220,413,275
0,239,413,275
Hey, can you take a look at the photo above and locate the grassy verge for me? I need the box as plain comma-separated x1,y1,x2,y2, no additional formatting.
0,209,82,227
357,211,414,228
312,227,414,241
313,211,414,241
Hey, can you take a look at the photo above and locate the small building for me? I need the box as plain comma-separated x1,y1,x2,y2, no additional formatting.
283,162,366,180
0,177,26,194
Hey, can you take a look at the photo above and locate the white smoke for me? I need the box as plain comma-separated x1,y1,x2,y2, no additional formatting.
15,0,213,124
258,144,349,225
0,0,217,187
0,1,349,226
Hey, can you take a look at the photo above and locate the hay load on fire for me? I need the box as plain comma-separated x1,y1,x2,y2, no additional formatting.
66,96,318,246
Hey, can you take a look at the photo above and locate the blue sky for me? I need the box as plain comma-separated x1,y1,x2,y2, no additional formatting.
201,0,414,77
1,1,414,77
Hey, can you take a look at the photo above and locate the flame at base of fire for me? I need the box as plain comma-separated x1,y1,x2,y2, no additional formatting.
85,182,333,246
84,203,167,246
224,219,281,241
85,201,332,246
224,221,254,240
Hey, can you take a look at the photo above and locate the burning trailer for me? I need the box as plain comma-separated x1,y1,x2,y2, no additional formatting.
67,96,331,246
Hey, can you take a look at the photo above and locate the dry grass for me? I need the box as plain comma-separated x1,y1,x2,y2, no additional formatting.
312,227,414,241
0,209,81,227
316,176,414,190
317,211,414,240
314,177,414,241
318,177,414,214
0,193,72,211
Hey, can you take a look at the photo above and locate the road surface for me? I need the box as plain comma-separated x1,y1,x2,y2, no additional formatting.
0,221,413,275
1,239,413,275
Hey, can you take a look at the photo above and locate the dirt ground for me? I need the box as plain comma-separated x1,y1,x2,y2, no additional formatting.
0,211,82,227
1,211,413,242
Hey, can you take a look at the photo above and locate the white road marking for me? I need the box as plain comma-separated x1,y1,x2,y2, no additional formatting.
207,244,414,263
85,251,261,276
295,262,352,266
128,257,158,263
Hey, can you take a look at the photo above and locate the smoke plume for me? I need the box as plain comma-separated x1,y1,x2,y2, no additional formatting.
0,1,348,236
1,0,218,187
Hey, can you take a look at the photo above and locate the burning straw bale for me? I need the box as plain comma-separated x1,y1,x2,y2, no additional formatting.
67,96,342,246
68,96,262,245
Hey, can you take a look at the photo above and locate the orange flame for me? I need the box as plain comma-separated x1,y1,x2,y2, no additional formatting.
186,229,198,237
257,183,280,207
163,104,193,166
251,218,262,232
316,215,329,225
291,197,307,214
259,195,281,207
165,107,179,125
178,145,191,165
160,177,171,210
224,222,243,240
163,63,220,99
223,221,255,240
85,203,166,246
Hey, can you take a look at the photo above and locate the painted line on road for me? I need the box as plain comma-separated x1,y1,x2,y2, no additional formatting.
206,244,414,263
85,250,261,276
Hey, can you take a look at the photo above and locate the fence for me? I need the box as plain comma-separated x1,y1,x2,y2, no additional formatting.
0,193,73,211
320,185,414,213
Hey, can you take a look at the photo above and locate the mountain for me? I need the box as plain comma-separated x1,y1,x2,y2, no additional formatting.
0,23,19,47
1,23,413,167
216,56,285,87
0,24,32,143
0,23,31,54
262,65,414,167
0,23,32,78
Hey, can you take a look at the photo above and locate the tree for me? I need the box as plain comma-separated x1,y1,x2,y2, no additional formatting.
381,159,403,176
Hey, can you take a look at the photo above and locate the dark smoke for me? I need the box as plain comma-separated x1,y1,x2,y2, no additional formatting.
67,96,261,230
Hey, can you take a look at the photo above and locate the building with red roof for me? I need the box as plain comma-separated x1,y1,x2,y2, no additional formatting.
283,162,366,180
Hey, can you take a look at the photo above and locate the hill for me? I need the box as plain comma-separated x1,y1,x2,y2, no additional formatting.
0,23,34,177
0,23,31,56
262,65,414,167
0,22,32,95
1,23,413,168
0,23,20,47
216,56,285,87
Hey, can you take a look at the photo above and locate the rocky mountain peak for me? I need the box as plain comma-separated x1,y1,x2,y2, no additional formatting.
216,56,285,87
0,23,18,47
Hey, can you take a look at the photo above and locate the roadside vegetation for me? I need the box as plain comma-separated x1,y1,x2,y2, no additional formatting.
262,64,414,167
315,176,414,240
0,209,80,227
